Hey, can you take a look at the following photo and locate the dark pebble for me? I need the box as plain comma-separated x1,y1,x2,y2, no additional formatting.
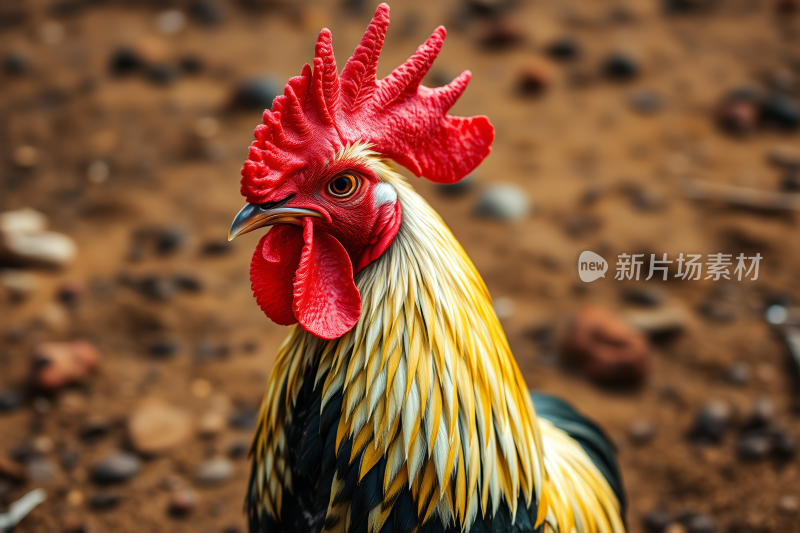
59,448,79,471
628,91,663,115
725,362,749,386
202,239,233,255
761,94,800,131
0,389,23,412
622,287,664,307
772,431,798,461
156,227,186,254
689,401,731,444
0,479,12,501
603,53,639,81
195,341,229,362
696,300,736,323
716,89,761,135
138,276,176,301
146,64,179,86
173,274,203,292
149,338,181,359
435,173,477,197
232,76,281,110
737,432,773,461
179,55,204,75
781,169,800,192
168,489,197,516
80,416,114,441
89,492,122,510
10,441,36,462
227,440,249,459
228,407,257,430
3,52,28,76
628,420,657,446
109,48,143,75
57,280,84,308
91,452,141,483
563,214,602,237
643,509,672,533
478,20,525,50
685,513,716,533
545,38,581,61
742,397,774,431
189,0,224,26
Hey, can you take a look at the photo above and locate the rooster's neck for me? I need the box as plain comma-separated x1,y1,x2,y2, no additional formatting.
251,173,545,530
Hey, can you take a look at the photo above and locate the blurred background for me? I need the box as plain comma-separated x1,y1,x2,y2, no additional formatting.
1,0,800,531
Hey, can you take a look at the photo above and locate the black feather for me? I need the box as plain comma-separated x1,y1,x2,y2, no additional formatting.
393,490,417,533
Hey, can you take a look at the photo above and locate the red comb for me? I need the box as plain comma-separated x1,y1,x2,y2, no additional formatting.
240,3,494,202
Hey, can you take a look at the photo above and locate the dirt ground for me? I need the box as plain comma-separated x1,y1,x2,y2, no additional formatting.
2,0,800,532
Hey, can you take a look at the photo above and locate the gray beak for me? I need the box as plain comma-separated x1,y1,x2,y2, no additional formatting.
228,200,324,241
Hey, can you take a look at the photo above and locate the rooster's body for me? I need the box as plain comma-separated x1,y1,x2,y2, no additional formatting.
228,6,626,533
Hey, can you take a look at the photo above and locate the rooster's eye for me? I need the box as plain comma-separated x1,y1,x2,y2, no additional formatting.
327,174,359,198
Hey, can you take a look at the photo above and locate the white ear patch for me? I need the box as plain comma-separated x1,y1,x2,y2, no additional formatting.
373,182,398,208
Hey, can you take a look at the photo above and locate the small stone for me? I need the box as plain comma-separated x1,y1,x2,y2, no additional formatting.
761,94,800,131
628,420,657,446
227,440,249,459
198,411,226,437
137,275,175,301
86,160,110,184
0,389,23,412
60,449,79,471
89,491,122,510
545,38,581,62
742,397,774,430
725,362,749,386
737,432,772,461
768,145,800,169
173,274,203,292
621,287,664,307
32,436,53,455
778,495,799,514
478,19,525,50
562,306,650,387
628,91,663,115
685,513,716,533
0,455,26,481
149,338,181,359
156,227,186,255
493,297,514,320
689,401,732,444
780,169,800,192
195,457,233,486
603,53,639,81
776,0,800,14
435,173,477,197
155,9,186,34
716,90,760,135
0,269,36,301
12,146,39,169
32,341,100,391
696,300,736,323
80,416,114,441
145,64,179,86
128,398,194,455
26,457,59,482
516,59,553,96
473,184,531,222
0,209,77,268
3,51,28,75
202,239,233,255
189,0,224,26
627,186,669,212
228,406,257,430
563,214,602,237
168,489,197,516
643,509,673,533
38,21,64,45
233,76,281,110
109,48,143,75
91,451,141,483
179,55,204,74
772,430,797,461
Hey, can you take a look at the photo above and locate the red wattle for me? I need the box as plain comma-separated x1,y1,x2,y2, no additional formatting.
293,219,362,340
250,225,304,325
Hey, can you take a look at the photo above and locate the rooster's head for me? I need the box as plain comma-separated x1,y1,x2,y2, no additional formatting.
228,3,494,340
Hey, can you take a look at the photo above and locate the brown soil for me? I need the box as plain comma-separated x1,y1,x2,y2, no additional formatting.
2,1,800,532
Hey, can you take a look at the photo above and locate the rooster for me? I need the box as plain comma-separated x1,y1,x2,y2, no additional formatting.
227,5,626,533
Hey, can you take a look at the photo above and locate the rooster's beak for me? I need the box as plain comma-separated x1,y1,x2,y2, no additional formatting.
228,198,323,241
